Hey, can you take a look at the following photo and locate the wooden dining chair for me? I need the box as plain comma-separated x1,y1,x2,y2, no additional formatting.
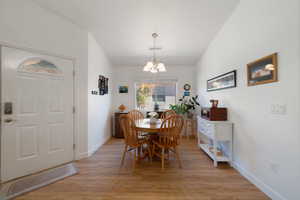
152,115,184,170
161,110,176,119
128,110,144,121
119,115,151,168
128,109,150,139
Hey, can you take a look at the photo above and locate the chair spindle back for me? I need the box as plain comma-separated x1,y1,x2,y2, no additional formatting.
161,110,176,119
119,115,139,147
128,110,144,121
159,115,184,147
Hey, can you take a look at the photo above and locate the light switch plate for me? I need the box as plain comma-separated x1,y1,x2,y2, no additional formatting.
271,104,287,115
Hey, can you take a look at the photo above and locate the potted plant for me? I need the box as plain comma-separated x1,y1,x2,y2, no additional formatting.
169,95,200,118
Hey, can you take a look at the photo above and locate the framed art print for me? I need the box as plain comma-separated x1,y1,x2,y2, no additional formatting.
207,70,237,92
119,86,128,94
247,53,278,86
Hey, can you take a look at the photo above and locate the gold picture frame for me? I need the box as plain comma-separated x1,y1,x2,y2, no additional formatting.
247,53,278,86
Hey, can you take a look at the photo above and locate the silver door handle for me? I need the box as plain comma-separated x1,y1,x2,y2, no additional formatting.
4,118,16,123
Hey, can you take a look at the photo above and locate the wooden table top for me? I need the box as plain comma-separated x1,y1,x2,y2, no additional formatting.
134,118,162,133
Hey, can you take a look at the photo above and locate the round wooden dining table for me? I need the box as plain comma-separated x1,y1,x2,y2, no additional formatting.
133,118,163,160
134,118,163,133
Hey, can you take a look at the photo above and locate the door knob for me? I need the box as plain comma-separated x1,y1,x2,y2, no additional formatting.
4,118,15,123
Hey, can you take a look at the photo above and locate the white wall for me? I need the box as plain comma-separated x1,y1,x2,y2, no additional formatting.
0,0,112,160
0,0,88,159
87,33,113,155
112,65,196,111
196,1,300,200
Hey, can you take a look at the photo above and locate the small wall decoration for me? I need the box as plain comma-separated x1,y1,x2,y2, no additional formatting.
184,91,190,96
105,77,109,94
91,90,98,95
183,84,191,91
247,53,278,86
183,83,191,96
119,86,128,94
98,75,109,95
207,70,237,92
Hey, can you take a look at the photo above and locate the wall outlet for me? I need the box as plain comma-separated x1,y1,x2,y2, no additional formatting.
271,104,287,115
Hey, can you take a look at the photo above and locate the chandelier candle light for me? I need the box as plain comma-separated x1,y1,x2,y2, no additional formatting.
143,33,167,73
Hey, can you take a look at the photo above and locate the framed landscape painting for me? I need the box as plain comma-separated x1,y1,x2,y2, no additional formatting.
207,70,237,92
119,85,128,93
247,53,278,86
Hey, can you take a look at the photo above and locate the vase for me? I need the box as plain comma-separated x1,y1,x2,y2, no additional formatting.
150,118,157,124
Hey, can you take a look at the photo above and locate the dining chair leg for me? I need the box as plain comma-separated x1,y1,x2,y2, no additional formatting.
138,146,141,160
161,148,165,170
174,147,182,168
152,144,155,157
167,149,170,161
121,145,127,166
133,149,137,169
148,146,152,163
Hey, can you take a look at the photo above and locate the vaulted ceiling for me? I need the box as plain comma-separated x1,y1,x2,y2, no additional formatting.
33,0,239,66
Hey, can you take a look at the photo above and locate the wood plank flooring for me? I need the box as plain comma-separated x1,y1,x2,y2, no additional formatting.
16,138,270,200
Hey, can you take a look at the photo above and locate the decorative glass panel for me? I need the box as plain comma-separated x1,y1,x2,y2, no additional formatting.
19,58,62,75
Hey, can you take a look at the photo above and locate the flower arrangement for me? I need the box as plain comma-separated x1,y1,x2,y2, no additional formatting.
148,112,158,119
148,112,159,124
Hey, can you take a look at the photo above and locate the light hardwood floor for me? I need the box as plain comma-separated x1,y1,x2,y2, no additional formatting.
16,138,270,200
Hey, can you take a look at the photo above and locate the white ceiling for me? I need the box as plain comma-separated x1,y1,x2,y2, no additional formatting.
33,0,239,66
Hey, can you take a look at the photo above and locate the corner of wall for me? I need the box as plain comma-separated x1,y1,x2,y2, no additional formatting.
86,32,113,158
87,135,111,157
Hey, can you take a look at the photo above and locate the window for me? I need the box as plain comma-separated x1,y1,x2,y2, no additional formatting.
135,80,177,111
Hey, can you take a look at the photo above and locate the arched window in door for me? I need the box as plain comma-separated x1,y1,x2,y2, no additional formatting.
18,58,62,75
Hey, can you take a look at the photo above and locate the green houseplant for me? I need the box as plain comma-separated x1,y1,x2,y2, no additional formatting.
169,95,200,118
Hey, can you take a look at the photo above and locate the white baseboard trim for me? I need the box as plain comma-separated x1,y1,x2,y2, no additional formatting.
75,136,112,160
232,162,287,200
76,152,89,160
87,135,111,157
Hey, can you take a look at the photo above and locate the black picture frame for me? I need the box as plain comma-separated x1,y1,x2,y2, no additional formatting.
98,75,109,95
207,70,237,92
119,86,128,93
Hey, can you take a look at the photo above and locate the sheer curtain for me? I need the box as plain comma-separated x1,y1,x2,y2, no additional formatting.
135,79,177,111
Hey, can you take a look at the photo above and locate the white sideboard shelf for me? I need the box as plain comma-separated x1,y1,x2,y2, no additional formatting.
199,144,230,162
197,116,233,167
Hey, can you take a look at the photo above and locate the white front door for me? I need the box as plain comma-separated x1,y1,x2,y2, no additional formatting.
1,46,74,182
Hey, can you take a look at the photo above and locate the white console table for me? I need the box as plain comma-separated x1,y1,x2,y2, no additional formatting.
197,116,233,167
